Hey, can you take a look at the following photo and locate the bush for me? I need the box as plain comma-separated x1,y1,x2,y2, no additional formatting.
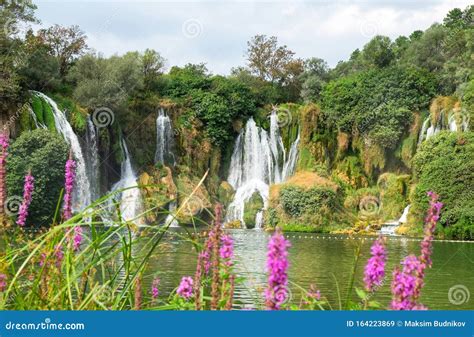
280,185,337,218
6,129,69,226
411,132,474,239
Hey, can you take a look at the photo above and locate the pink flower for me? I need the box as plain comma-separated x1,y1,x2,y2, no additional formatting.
219,234,234,266
73,226,83,251
63,154,76,221
0,273,7,292
151,277,160,300
0,132,8,152
390,191,443,310
364,236,386,292
177,276,193,300
265,228,291,310
54,244,64,267
16,173,34,227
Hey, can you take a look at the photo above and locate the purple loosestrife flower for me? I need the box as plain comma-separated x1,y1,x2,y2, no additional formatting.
307,284,321,301
0,131,9,216
177,276,193,300
391,191,442,310
54,244,64,267
16,173,34,226
265,228,291,310
73,226,83,251
0,132,8,151
420,192,443,267
390,255,425,310
0,273,7,292
63,154,76,221
364,236,386,292
151,277,160,300
219,234,234,266
39,252,47,267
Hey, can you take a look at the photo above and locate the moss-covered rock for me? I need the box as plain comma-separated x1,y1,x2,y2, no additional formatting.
217,181,235,207
268,171,341,230
243,192,264,229
175,171,212,224
139,165,177,222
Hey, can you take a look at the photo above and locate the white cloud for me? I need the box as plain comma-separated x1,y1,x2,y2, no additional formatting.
34,0,472,74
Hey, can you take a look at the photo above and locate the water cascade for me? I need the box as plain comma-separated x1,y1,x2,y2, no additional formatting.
380,205,411,236
33,92,91,211
111,139,144,223
164,200,179,227
226,111,299,229
85,116,100,201
155,108,175,165
418,112,469,145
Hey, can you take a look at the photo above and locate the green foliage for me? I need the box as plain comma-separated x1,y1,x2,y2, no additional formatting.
184,76,256,147
29,94,56,130
322,66,435,147
412,132,474,239
280,185,337,218
164,63,211,97
6,129,68,226
243,192,264,229
70,52,144,110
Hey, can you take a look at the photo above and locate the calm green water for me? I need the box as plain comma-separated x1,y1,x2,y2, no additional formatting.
142,229,474,310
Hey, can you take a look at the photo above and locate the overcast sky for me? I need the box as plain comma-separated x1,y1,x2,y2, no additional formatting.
33,0,472,74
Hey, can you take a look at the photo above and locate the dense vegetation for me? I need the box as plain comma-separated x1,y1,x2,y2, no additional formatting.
0,1,473,239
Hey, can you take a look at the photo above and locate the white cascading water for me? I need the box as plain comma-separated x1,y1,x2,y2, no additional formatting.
86,115,100,201
155,108,175,165
226,111,299,229
33,92,91,211
418,112,468,145
380,205,411,236
164,200,179,227
111,139,144,223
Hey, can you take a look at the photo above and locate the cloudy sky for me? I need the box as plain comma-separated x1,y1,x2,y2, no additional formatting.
33,0,472,74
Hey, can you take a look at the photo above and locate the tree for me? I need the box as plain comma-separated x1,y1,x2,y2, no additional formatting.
142,48,166,90
246,35,296,83
18,29,61,91
70,52,144,110
38,24,88,77
361,35,394,68
6,129,68,226
300,57,330,102
0,0,37,114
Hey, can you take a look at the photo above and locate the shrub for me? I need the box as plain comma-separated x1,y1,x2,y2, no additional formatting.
411,131,474,239
6,129,69,226
280,185,337,218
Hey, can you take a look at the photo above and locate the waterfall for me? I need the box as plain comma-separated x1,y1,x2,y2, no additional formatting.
86,116,100,201
111,139,144,223
398,205,411,224
33,92,91,211
419,111,468,145
155,108,175,165
282,133,300,181
164,200,179,227
226,111,299,229
380,205,411,236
